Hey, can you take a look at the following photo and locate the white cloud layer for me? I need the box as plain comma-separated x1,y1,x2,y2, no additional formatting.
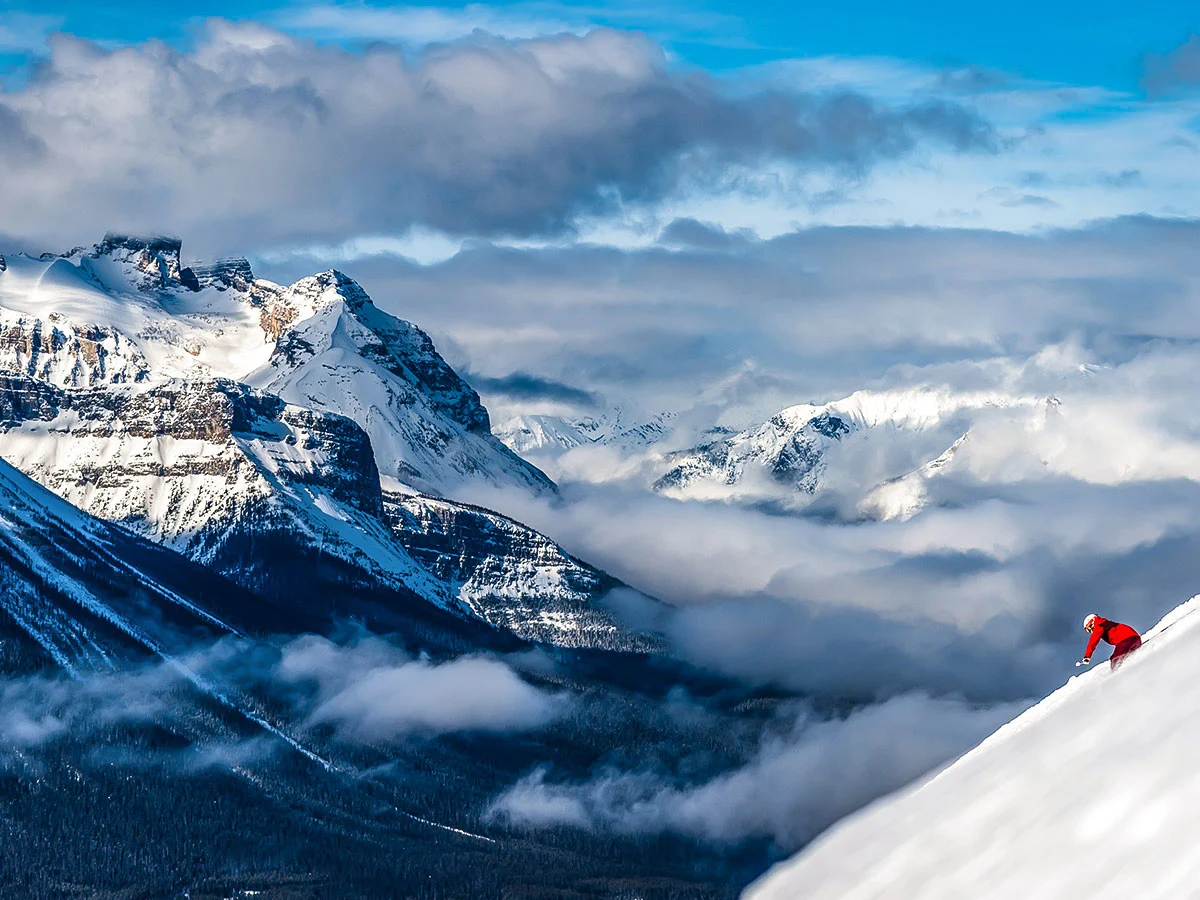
275,634,563,739
488,693,1019,851
0,23,992,255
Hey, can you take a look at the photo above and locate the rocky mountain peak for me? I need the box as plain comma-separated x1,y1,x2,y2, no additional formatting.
261,269,495,438
85,233,186,292
186,256,255,293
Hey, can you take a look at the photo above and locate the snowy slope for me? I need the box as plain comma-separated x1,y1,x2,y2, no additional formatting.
745,596,1200,900
494,414,590,454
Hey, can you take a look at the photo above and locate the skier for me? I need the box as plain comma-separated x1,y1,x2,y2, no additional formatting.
1076,613,1141,671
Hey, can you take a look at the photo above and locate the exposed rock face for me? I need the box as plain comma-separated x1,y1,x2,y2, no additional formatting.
0,374,387,552
84,233,186,292
186,256,255,293
0,309,152,387
386,493,661,652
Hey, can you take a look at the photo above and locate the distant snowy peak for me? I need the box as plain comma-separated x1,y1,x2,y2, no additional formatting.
494,407,677,455
655,388,1052,503
655,408,850,496
494,415,590,453
745,596,1200,900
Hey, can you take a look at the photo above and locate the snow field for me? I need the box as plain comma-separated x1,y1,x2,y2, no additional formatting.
746,595,1200,900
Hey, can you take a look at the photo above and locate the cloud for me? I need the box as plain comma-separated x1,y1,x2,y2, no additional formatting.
0,104,45,164
459,334,1200,703
0,634,562,767
1000,192,1058,208
658,217,756,250
1142,35,1200,97
0,23,994,252
274,634,563,739
466,370,601,408
292,216,1200,430
487,693,1018,850
0,660,192,755
933,65,1009,94
1098,168,1143,188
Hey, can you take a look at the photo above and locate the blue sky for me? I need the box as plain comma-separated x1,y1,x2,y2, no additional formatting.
2,0,1196,89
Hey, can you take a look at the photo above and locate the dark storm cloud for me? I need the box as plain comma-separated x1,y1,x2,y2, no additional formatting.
0,23,995,252
658,217,756,250
0,103,45,164
466,370,601,407
1142,34,1200,96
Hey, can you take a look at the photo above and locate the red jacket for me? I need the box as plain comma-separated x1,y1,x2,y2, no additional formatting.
1085,617,1140,659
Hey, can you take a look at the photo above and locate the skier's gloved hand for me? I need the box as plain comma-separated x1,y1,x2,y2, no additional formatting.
1076,658,1091,667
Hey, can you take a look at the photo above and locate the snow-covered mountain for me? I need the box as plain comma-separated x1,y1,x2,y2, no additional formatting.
241,268,554,495
0,372,454,606
654,388,1053,514
746,596,1200,900
0,236,644,651
494,406,677,455
0,235,550,496
494,414,591,454
654,407,851,497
